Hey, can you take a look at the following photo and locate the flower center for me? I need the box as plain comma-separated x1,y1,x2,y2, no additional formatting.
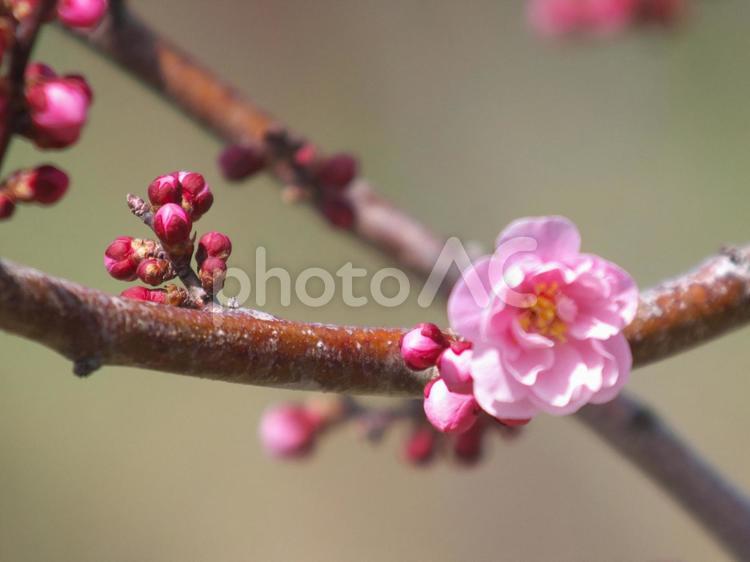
518,282,567,342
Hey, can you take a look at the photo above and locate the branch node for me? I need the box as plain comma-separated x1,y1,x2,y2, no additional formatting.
73,356,102,377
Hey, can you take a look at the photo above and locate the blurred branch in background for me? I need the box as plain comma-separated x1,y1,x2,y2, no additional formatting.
0,0,57,170
35,2,749,558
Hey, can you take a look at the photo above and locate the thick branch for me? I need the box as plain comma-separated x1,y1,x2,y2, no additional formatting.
3,242,750,391
0,258,430,394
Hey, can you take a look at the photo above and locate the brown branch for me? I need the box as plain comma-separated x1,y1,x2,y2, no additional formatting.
3,242,750,388
0,0,57,171
0,257,431,392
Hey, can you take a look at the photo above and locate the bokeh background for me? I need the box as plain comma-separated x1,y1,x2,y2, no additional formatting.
2,1,750,560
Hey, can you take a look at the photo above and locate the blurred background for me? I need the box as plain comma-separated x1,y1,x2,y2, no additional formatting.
2,1,750,560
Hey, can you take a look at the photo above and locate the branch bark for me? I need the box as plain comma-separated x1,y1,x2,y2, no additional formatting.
3,241,750,392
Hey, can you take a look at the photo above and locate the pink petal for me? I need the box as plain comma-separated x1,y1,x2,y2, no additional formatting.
589,334,632,404
470,346,540,420
448,256,493,341
496,216,581,262
528,342,603,415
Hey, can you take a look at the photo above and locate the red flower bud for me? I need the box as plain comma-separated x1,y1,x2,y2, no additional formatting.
177,171,213,220
27,165,69,204
104,236,138,281
637,0,685,25
218,144,266,181
199,256,227,293
316,153,358,193
319,196,355,229
136,258,173,286
153,202,192,246
0,192,15,219
496,418,531,428
25,62,57,84
120,286,167,304
403,426,436,466
196,231,232,266
147,173,181,208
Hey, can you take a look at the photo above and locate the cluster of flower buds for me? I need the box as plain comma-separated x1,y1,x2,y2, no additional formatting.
528,0,685,38
224,130,360,230
259,395,521,468
105,171,232,304
3,0,108,30
0,163,68,219
22,63,93,149
403,415,520,467
400,323,530,435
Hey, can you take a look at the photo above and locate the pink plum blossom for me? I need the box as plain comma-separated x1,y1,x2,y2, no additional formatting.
447,216,638,421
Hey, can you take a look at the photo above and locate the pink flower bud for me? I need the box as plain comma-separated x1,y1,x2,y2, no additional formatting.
0,192,15,220
153,203,192,246
316,153,358,193
403,426,436,466
136,258,173,286
104,236,138,281
120,286,167,304
319,196,355,229
147,173,181,207
400,323,447,370
218,143,266,181
26,74,92,149
196,231,232,266
423,377,479,434
528,0,587,36
177,171,213,220
20,165,69,204
259,404,321,459
199,256,227,293
437,341,473,391
57,0,108,29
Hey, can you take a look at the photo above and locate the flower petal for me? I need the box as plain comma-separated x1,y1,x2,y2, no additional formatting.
496,216,581,262
589,334,632,404
528,342,603,415
448,256,494,341
471,345,539,419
